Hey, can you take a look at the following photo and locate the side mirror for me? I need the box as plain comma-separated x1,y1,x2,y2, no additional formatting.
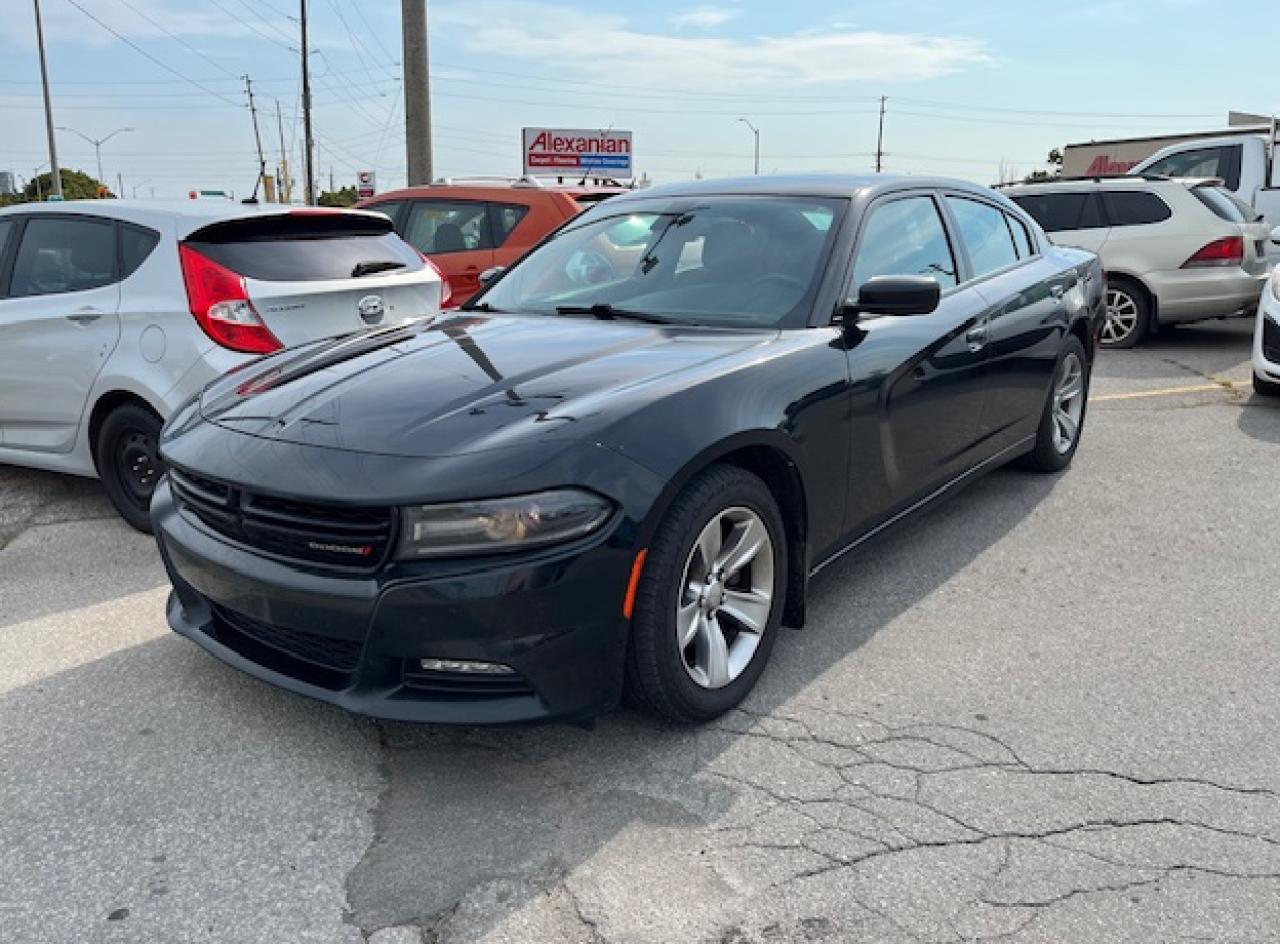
1270,225,1280,245
478,266,506,287
844,275,942,319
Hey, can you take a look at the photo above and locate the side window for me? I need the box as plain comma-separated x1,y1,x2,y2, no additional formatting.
119,225,160,279
1144,145,1242,190
851,195,958,292
10,217,116,298
490,203,530,246
1007,213,1035,258
945,196,1019,278
365,200,406,228
0,219,15,296
1100,190,1173,227
1009,192,1105,233
403,201,492,255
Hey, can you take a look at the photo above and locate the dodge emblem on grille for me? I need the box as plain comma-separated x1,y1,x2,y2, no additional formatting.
357,294,386,325
307,540,375,557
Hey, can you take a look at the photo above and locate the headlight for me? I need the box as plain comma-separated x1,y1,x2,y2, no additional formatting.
396,489,613,559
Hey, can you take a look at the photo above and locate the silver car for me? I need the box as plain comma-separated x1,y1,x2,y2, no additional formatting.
0,200,446,530
1005,176,1270,347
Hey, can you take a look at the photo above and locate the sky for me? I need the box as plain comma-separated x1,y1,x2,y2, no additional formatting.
1,0,1276,200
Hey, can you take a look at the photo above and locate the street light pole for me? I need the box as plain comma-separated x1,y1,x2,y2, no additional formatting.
56,126,134,190
738,118,760,175
33,0,62,199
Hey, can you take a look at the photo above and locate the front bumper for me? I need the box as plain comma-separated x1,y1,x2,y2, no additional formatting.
1146,267,1268,322
1254,290,1280,383
153,478,636,724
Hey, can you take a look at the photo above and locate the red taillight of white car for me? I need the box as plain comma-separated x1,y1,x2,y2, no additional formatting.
1181,236,1244,269
418,251,454,308
178,243,284,354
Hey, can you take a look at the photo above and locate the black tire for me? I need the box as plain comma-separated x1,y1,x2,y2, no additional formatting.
1017,335,1090,474
96,403,164,533
624,465,788,724
1101,280,1150,349
1254,372,1280,397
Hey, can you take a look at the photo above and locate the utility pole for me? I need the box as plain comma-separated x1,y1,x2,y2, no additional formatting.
329,166,335,192
33,0,62,199
275,98,290,203
737,118,760,175
243,75,267,201
875,96,886,173
402,0,433,185
300,0,315,205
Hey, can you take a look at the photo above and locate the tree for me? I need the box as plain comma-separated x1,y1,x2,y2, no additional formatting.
1047,147,1063,168
1023,169,1057,183
23,168,111,201
317,186,358,207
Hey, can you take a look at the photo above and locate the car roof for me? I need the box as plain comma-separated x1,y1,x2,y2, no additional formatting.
598,173,1002,204
359,183,615,205
0,199,389,239
1002,175,1219,195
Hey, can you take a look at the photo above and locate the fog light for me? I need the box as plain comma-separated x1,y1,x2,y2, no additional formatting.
418,658,515,675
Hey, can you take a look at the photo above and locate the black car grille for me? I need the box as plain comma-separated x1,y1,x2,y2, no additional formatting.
401,664,537,700
210,605,362,689
169,467,395,570
1263,312,1280,364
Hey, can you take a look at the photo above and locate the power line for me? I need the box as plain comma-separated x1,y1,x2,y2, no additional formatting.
60,0,244,107
108,0,240,79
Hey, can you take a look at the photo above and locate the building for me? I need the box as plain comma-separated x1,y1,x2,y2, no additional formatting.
0,171,15,196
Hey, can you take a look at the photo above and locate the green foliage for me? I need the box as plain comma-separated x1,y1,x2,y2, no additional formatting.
317,186,358,207
22,168,111,201
1023,169,1059,183
1047,148,1064,167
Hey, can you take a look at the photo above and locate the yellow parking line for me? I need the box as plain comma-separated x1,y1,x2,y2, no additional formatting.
1091,381,1246,403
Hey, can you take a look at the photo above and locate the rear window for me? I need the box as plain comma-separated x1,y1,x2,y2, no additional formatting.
1009,192,1105,233
1100,190,1172,227
186,213,422,282
120,225,160,279
1143,144,1243,191
1190,186,1258,223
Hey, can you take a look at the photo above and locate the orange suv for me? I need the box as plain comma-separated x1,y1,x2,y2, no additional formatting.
358,177,625,305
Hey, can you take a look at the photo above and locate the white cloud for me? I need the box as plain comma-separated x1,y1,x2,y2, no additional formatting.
670,6,739,29
436,2,990,91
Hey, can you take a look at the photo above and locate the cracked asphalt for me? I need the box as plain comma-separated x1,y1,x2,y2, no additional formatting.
2,318,1279,943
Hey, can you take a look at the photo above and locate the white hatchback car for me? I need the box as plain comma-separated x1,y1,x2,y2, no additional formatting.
1005,176,1270,348
0,200,446,530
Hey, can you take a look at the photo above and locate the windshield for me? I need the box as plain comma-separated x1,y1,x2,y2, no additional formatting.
471,195,844,327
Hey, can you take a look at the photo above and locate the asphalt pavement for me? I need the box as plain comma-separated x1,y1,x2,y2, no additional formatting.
2,318,1278,944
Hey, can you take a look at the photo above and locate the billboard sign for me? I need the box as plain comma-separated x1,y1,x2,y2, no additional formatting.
357,170,376,199
522,128,632,177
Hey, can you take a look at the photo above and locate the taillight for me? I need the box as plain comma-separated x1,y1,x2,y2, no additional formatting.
418,251,454,308
1182,236,1244,269
178,244,283,354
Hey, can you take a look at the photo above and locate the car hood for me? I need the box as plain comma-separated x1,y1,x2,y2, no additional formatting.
197,313,776,458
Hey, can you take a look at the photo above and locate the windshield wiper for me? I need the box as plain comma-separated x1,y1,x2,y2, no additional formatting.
555,303,673,325
351,260,407,278
462,301,507,313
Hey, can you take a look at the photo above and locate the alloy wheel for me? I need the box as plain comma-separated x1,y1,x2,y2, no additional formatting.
1052,352,1086,454
677,507,775,690
1102,288,1140,345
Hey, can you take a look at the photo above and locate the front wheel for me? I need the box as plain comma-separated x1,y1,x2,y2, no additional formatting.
624,465,787,724
96,403,164,533
1017,336,1089,474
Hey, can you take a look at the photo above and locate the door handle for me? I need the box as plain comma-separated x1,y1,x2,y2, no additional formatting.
66,307,103,325
965,320,989,353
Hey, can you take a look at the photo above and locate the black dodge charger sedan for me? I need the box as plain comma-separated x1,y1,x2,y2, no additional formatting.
153,175,1103,725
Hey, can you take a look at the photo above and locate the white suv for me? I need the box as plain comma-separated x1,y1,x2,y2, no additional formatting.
0,200,446,530
1004,176,1270,347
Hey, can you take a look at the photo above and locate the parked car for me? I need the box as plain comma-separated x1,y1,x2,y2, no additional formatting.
1254,230,1280,395
153,174,1103,726
358,176,627,304
0,201,445,530
1130,133,1280,263
1005,176,1271,347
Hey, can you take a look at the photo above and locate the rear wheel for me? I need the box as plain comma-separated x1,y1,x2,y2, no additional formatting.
1254,372,1280,397
96,403,164,533
1017,336,1089,474
1101,281,1150,349
624,466,787,724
